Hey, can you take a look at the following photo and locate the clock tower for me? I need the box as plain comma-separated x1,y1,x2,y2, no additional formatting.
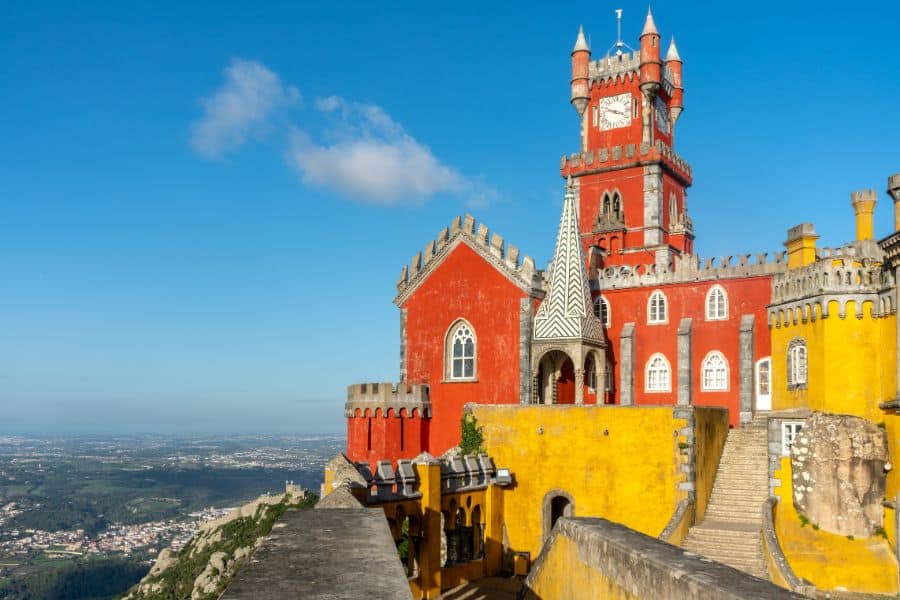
563,10,693,270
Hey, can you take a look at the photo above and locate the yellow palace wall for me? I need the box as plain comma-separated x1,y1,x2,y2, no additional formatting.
771,300,896,420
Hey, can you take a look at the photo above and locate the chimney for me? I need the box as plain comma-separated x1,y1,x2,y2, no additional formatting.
784,223,819,269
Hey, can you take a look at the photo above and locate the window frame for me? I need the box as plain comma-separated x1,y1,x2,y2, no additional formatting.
593,295,611,327
647,290,668,325
787,339,807,390
782,421,804,456
700,350,729,392
645,353,671,393
705,285,728,321
445,320,477,382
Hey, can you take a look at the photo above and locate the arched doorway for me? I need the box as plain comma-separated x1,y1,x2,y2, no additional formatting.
537,350,575,404
542,489,575,543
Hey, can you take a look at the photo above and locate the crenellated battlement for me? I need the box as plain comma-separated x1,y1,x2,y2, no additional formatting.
561,139,692,182
589,51,641,84
348,453,498,503
594,251,787,290
345,382,432,418
394,214,543,306
768,244,896,324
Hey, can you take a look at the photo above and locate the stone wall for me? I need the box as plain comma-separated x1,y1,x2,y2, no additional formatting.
790,412,888,537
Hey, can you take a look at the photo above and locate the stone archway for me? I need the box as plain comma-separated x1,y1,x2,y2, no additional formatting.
536,350,575,405
542,489,575,544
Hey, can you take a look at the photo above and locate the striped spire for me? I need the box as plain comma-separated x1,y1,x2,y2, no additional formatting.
533,178,604,342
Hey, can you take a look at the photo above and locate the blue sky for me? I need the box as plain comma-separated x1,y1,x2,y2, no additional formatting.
1,1,898,434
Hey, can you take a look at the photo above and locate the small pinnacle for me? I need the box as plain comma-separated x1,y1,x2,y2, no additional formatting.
573,25,590,52
642,7,659,36
666,36,681,61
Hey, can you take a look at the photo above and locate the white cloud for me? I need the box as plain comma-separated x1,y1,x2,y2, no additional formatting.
190,59,300,158
288,97,494,205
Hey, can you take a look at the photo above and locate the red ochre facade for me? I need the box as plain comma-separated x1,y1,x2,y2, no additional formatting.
345,13,775,463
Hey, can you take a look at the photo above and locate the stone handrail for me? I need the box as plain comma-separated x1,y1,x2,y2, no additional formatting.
761,497,817,597
657,498,693,545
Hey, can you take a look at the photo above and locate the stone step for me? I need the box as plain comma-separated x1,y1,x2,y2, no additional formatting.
685,531,759,543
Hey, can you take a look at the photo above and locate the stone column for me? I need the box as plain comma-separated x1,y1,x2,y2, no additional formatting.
739,315,756,425
677,318,692,406
519,299,533,404
642,165,663,246
574,368,585,405
413,456,442,598
399,308,408,382
620,323,635,406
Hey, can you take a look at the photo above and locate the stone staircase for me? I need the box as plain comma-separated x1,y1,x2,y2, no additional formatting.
682,414,770,579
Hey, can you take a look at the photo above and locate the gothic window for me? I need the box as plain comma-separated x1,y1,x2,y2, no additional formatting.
705,285,728,320
593,295,611,327
787,339,807,390
701,351,728,391
669,193,678,224
602,193,611,215
447,321,476,380
612,192,622,219
632,97,639,119
648,290,668,324
645,353,671,392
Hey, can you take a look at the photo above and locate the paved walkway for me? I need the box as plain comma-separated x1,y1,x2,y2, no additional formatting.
442,576,523,600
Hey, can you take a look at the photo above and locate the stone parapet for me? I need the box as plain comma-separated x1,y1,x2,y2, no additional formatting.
394,214,543,306
589,51,641,84
561,139,692,183
344,382,432,418
593,251,786,291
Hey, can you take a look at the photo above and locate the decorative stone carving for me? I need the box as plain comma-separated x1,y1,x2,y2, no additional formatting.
791,412,888,537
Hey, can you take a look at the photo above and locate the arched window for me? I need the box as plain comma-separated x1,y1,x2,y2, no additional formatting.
648,290,667,324
645,353,671,392
602,193,611,215
705,285,728,320
669,193,678,223
593,295,611,327
787,339,807,389
701,351,728,391
585,355,597,392
446,321,476,380
612,192,622,219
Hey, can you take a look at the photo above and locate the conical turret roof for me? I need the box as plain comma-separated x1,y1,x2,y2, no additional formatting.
533,178,604,343
573,25,590,52
666,36,681,61
641,8,659,36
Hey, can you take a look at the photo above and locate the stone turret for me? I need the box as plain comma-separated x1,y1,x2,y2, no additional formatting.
571,26,591,117
665,37,683,127
887,173,900,232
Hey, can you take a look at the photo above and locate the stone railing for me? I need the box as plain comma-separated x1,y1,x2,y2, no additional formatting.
594,251,786,290
344,382,431,418
353,454,497,504
394,214,542,305
761,497,817,596
561,139,692,180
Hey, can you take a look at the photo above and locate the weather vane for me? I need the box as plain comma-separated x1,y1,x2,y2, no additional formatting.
608,8,635,59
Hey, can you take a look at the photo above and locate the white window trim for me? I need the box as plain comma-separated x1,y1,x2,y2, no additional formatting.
647,290,668,325
700,350,729,392
645,352,671,393
593,295,611,327
787,339,807,390
445,319,477,382
705,285,728,321
782,421,804,456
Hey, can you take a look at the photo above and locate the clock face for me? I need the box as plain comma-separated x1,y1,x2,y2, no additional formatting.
655,96,671,135
599,93,631,130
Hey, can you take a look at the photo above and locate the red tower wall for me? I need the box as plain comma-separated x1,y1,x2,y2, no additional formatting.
346,406,428,466
403,242,529,454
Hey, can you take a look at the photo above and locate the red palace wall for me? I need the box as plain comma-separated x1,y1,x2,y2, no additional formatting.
402,242,529,454
346,405,429,466
599,276,772,426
